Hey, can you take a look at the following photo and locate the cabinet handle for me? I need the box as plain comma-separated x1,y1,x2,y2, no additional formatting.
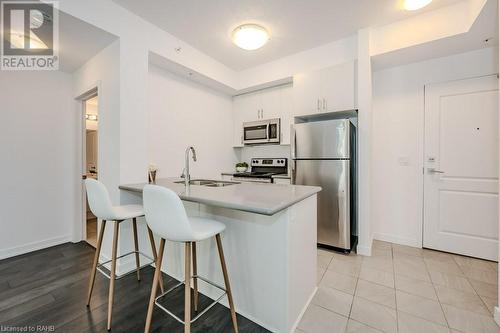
261,109,264,119
323,98,327,110
317,99,320,111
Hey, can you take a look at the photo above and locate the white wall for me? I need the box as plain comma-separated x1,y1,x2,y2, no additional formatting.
356,29,374,255
148,64,236,179
0,70,76,259
72,40,120,259
235,145,291,169
73,40,120,203
372,47,498,247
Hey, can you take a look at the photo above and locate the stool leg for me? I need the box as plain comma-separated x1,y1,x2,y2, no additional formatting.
86,219,106,306
144,238,165,333
107,221,120,331
215,234,239,333
184,242,192,333
147,227,164,294
132,218,141,281
192,242,198,312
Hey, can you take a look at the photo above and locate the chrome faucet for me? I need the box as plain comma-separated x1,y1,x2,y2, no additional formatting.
182,146,197,187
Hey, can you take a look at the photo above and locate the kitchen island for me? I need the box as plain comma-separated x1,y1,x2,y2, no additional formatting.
119,178,320,333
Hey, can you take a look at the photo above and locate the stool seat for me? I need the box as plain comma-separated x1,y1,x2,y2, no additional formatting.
177,217,225,242
110,204,144,221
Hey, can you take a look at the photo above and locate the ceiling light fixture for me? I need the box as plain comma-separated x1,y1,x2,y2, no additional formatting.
404,0,432,11
232,24,269,50
86,114,98,121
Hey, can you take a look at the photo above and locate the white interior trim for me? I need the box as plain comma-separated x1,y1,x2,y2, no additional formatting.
373,232,421,248
0,235,72,261
74,82,101,244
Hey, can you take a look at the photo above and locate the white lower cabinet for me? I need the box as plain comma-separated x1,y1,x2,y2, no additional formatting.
273,178,291,185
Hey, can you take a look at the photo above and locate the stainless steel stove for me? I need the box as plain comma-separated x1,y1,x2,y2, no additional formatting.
232,158,288,183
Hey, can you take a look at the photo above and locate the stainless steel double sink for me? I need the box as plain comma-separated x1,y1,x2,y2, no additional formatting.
174,179,240,187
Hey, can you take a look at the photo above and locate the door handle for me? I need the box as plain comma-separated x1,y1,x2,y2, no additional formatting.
428,168,445,174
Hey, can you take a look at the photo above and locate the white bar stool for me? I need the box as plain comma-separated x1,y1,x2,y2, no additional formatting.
143,185,239,333
85,178,164,331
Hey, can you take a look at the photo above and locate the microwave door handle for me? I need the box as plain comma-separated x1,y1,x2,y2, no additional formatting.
266,123,270,141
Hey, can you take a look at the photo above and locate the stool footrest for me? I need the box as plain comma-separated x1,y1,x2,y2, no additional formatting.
154,274,227,325
96,250,155,280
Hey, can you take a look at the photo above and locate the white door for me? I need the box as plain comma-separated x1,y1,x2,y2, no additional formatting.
423,75,499,261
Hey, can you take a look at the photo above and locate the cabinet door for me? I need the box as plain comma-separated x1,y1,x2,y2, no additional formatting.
232,92,261,146
322,62,355,112
280,85,293,145
260,86,281,119
273,178,291,185
292,70,323,116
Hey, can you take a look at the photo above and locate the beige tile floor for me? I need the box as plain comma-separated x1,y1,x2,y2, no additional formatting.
297,240,500,333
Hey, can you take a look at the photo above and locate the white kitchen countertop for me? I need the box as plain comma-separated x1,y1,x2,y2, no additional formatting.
119,177,320,216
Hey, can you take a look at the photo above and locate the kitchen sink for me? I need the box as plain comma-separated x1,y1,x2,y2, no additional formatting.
174,179,240,187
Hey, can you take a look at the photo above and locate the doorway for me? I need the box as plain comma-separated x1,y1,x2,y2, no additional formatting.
423,75,499,261
83,94,99,248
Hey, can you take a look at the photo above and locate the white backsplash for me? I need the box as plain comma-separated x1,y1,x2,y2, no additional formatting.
234,145,291,169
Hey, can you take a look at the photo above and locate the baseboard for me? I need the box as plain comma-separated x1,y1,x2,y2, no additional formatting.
356,243,372,256
0,235,72,260
289,287,318,333
494,307,500,327
372,232,421,248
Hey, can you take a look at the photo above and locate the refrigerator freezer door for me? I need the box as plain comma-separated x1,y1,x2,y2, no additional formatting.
293,119,350,159
294,159,350,249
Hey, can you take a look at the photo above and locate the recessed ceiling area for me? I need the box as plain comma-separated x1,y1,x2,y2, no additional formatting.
113,0,463,71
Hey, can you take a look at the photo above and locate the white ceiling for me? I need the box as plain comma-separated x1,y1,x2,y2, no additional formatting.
372,0,499,69
113,0,463,71
58,12,117,73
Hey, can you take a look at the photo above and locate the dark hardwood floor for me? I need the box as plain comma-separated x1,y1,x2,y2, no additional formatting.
0,242,270,333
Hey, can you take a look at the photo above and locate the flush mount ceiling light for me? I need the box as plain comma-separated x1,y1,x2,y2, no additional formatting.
404,0,433,10
86,114,98,121
232,24,270,50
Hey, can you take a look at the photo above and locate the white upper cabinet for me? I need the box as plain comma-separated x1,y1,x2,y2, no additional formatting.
293,61,356,116
232,61,356,147
232,85,293,147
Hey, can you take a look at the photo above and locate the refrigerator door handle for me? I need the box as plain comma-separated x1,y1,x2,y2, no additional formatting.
290,125,296,160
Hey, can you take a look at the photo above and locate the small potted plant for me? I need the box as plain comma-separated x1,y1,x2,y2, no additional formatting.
148,163,158,183
235,162,249,173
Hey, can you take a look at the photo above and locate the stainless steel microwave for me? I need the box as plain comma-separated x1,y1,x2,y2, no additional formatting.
243,118,280,145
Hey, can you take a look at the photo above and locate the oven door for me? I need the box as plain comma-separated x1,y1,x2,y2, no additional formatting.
243,119,280,145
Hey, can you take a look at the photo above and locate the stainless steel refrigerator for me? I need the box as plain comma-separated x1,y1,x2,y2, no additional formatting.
291,119,357,251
